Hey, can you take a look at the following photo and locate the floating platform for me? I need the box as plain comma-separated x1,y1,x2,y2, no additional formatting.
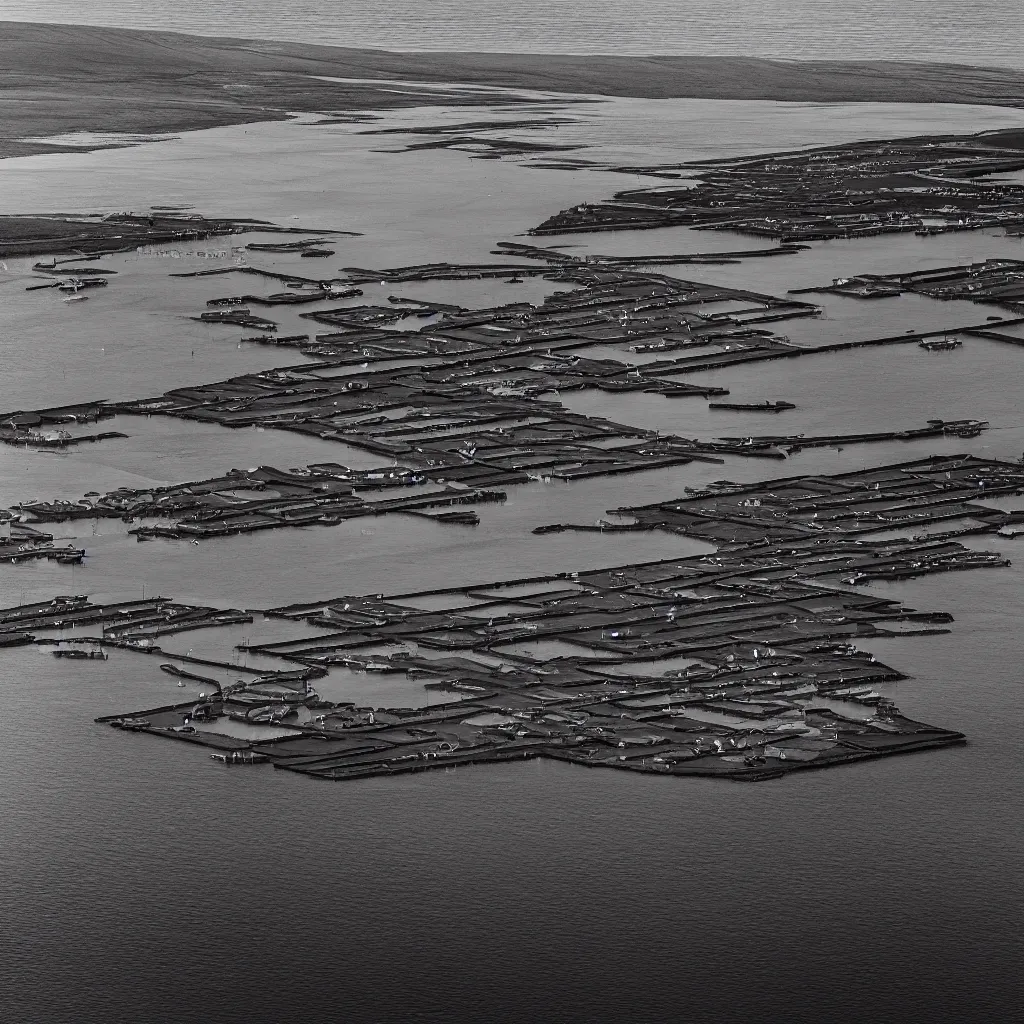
529,131,1024,243
80,455,1023,784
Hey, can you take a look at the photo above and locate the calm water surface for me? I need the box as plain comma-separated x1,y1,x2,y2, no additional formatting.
2,0,1024,67
0,99,1022,1022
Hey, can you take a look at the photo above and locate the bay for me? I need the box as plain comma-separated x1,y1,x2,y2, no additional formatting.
0,95,1021,1023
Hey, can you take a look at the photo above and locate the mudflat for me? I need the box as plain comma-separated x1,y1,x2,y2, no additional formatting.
6,21,1024,158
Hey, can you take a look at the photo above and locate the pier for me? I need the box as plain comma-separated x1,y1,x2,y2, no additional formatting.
530,129,1024,241
76,453,1022,782
3,126,1023,789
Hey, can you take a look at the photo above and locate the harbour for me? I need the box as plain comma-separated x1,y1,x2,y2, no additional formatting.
1,24,1022,1023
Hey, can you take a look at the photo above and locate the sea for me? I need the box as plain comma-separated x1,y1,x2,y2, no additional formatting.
0,0,1022,67
0,25,1022,1024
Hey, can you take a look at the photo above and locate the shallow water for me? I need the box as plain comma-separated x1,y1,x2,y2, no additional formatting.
1,100,1022,1023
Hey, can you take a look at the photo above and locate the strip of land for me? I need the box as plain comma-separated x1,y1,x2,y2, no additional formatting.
6,21,1024,158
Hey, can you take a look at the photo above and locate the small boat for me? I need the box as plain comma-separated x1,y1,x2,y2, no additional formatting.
63,294,89,303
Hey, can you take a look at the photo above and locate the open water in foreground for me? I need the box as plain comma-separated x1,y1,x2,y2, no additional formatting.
0,97,1022,1022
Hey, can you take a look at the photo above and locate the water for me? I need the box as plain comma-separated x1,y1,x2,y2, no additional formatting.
1,100,1022,1021
2,0,1024,68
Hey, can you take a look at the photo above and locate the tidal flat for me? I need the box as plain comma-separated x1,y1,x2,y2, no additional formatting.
3,84,1024,778
1,29,1023,1023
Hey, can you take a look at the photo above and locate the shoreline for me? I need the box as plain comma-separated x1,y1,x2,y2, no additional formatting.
7,21,1024,161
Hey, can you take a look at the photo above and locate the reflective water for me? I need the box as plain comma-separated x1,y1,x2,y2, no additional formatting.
0,100,1022,1022
4,0,1024,67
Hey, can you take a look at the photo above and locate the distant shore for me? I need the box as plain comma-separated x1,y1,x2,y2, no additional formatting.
5,21,1024,160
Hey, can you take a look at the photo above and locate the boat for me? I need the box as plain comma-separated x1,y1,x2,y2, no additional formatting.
53,647,107,660
58,277,106,291
931,418,989,438
210,751,269,764
919,336,962,351
708,400,796,413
